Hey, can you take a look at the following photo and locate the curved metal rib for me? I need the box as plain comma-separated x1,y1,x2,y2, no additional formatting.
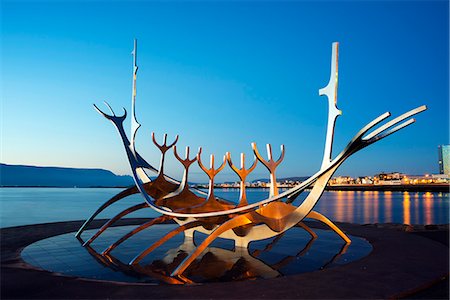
363,105,426,141
75,185,138,238
130,221,203,265
102,215,171,255
306,211,350,243
83,202,148,247
296,222,318,239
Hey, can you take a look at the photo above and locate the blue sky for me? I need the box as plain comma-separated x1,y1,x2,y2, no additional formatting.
1,0,448,182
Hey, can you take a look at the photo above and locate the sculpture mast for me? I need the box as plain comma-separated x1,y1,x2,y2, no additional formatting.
131,39,141,150
319,42,342,170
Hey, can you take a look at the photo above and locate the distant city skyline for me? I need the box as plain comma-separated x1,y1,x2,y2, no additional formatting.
2,1,448,183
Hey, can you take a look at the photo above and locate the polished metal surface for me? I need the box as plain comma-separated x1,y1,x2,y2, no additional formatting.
75,186,139,238
252,143,285,197
319,42,342,171
102,215,171,255
227,152,257,207
83,202,149,246
130,38,140,151
197,149,228,208
79,41,427,279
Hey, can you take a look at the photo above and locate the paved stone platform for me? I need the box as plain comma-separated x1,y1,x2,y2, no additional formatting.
1,219,448,299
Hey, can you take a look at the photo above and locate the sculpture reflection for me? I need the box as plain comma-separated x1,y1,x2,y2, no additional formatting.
77,228,351,285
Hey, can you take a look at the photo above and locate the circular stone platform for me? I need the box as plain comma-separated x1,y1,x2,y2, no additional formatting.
1,219,448,299
21,224,372,284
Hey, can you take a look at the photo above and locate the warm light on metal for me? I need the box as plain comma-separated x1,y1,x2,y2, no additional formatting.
77,40,427,280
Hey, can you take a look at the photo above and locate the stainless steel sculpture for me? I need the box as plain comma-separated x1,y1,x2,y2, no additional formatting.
77,40,426,281
77,226,350,284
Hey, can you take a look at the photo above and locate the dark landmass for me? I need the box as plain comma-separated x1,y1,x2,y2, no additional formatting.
1,163,448,192
0,163,134,188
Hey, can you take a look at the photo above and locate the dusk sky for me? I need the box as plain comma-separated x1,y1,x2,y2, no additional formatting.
1,1,449,183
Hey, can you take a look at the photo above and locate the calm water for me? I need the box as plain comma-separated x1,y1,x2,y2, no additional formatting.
0,188,449,228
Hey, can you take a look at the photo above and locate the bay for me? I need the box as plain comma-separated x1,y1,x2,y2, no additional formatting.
0,188,448,228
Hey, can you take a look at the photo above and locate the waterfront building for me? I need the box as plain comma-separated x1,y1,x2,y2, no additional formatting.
329,176,354,185
374,172,404,185
431,174,450,183
438,145,450,175
355,176,373,184
402,174,450,184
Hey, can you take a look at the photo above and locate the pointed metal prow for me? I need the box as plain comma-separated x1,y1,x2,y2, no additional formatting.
363,105,427,141
93,102,127,122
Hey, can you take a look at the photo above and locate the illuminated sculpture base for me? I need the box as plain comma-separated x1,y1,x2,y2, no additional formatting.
24,224,372,285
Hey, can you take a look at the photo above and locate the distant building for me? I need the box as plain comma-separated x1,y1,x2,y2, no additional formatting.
355,176,373,184
431,174,450,183
402,174,433,184
329,176,354,185
438,145,450,175
373,172,404,185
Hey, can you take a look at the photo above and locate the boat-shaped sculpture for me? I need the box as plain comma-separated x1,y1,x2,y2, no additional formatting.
77,40,426,281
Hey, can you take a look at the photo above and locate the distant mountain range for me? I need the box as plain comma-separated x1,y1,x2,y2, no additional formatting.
0,164,134,187
0,163,310,188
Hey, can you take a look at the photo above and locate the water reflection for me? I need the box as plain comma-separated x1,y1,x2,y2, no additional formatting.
384,191,393,223
347,191,355,223
336,191,345,221
22,225,372,285
1,189,448,228
373,191,379,224
403,192,410,225
80,231,349,284
315,191,449,225
424,192,433,225
363,191,371,223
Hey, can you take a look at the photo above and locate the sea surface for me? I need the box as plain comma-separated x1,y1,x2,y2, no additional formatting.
0,188,449,228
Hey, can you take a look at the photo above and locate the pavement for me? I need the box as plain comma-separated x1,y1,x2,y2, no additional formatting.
1,219,449,299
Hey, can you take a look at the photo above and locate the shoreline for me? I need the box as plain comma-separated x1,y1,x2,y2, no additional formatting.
2,184,449,192
325,183,449,192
